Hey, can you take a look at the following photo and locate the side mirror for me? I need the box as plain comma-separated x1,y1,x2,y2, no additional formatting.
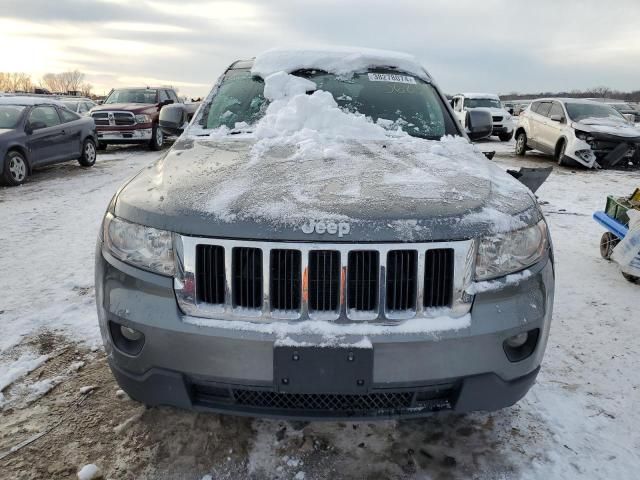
549,114,564,122
623,113,635,123
159,103,187,136
466,109,493,141
159,99,174,107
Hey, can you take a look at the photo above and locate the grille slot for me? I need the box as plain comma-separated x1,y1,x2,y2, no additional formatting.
232,247,263,309
114,112,135,126
308,251,340,312
233,389,414,411
270,249,301,311
386,250,417,312
492,116,503,122
424,249,455,308
196,245,225,304
347,251,379,312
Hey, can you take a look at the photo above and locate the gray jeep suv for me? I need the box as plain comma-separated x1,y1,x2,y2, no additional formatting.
95,49,554,419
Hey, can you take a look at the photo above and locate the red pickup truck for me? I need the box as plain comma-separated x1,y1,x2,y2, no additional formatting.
90,87,181,150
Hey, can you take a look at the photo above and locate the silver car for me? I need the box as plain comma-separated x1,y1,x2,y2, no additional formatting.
95,49,554,419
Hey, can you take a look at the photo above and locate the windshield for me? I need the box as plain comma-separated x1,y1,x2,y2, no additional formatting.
62,101,78,111
464,98,502,109
201,69,458,139
0,105,25,129
610,103,635,112
565,102,626,122
105,89,157,104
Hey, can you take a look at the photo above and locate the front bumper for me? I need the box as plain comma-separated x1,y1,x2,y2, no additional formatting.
96,242,554,419
97,128,152,143
492,124,513,135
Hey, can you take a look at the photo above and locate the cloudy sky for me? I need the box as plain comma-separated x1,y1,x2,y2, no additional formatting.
1,0,639,97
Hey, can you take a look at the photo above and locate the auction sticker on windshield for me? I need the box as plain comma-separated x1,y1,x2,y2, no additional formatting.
367,73,416,84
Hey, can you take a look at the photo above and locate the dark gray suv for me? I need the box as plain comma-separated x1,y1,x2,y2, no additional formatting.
96,49,554,419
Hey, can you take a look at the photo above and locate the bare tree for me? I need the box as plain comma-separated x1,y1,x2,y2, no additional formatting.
80,82,93,97
39,70,86,94
0,72,33,92
588,86,611,99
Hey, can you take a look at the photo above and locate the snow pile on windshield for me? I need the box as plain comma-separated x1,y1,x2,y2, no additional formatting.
251,47,430,81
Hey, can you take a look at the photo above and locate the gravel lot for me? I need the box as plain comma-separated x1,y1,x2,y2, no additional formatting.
0,140,639,479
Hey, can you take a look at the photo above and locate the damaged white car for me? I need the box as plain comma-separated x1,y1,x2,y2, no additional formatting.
452,93,514,141
515,98,640,168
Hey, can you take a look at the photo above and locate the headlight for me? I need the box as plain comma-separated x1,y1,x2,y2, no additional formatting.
103,213,175,275
475,220,548,280
574,130,594,142
135,114,151,123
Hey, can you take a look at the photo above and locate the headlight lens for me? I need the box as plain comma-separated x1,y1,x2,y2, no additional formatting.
475,220,548,280
135,114,151,123
103,213,175,275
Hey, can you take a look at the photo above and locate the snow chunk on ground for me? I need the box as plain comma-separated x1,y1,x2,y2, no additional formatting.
77,464,101,480
252,47,429,81
0,352,49,405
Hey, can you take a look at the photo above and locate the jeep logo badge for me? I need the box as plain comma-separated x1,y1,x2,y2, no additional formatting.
301,220,350,237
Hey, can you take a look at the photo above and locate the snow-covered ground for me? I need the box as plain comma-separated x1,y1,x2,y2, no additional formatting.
1,140,639,479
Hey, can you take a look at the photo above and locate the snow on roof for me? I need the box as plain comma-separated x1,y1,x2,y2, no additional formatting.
0,96,63,106
459,93,501,100
251,47,430,81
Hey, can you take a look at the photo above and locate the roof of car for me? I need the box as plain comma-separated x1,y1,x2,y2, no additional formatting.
248,47,431,81
458,93,501,99
533,97,612,105
0,95,64,106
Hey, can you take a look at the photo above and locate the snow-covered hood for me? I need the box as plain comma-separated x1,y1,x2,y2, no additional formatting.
114,136,539,242
573,117,640,138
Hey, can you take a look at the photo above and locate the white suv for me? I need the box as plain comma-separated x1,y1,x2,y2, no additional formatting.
515,98,640,168
451,93,514,141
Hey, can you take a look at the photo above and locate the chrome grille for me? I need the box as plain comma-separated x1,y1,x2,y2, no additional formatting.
196,245,225,304
386,250,417,312
347,251,379,313
270,249,301,311
174,237,475,323
308,251,340,313
424,248,455,308
91,110,136,126
232,247,262,309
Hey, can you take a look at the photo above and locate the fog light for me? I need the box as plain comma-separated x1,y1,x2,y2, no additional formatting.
121,326,143,341
505,332,528,348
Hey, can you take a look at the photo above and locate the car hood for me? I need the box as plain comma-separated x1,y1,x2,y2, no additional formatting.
114,136,539,242
92,103,157,113
574,117,640,138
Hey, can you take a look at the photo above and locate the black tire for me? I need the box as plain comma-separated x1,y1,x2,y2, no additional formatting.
499,131,514,142
1,150,28,186
515,131,527,156
555,140,567,166
599,232,619,260
149,125,164,151
78,138,97,167
97,142,107,151
622,272,640,284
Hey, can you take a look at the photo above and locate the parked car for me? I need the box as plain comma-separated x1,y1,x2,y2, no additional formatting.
515,98,640,168
57,97,97,116
89,87,182,151
0,96,97,186
451,93,514,141
608,102,640,123
97,48,553,419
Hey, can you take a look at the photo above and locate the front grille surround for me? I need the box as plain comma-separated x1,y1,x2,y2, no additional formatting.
91,110,136,126
174,236,475,323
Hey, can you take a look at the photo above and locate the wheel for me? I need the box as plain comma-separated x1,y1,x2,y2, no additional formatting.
149,125,164,151
555,140,567,166
499,131,514,142
599,232,619,260
622,272,640,284
78,138,97,167
515,131,527,156
1,150,28,186
97,142,107,151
